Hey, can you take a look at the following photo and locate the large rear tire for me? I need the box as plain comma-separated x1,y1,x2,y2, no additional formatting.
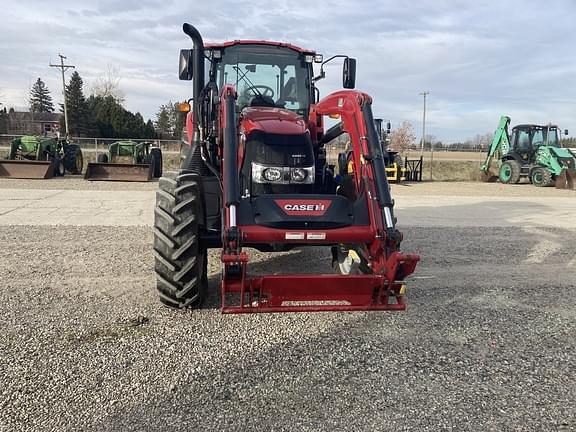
153,171,207,308
499,160,521,184
64,144,83,174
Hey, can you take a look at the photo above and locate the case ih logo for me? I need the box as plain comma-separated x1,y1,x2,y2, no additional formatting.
275,199,332,216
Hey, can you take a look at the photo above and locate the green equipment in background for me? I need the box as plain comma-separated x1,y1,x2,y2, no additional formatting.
481,116,575,189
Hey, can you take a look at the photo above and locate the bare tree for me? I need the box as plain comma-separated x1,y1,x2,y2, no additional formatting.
468,132,493,151
389,121,416,154
90,64,125,103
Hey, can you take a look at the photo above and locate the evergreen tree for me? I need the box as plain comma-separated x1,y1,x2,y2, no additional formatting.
155,104,172,139
168,101,185,140
87,94,151,139
62,71,90,136
0,107,8,134
144,119,156,139
155,101,185,139
30,78,54,113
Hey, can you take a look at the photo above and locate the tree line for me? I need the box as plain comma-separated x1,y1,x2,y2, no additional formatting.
23,73,185,139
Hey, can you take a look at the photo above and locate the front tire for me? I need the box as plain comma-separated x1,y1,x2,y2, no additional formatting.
154,171,207,308
52,155,65,177
531,167,553,187
150,148,163,178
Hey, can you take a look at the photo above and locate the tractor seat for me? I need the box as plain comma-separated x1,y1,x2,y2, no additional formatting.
250,94,276,108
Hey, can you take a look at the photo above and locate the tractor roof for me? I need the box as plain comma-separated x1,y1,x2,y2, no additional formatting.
205,40,316,55
513,124,559,130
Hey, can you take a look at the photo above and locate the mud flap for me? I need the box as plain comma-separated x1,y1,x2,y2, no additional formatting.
0,160,54,179
84,162,153,182
555,169,575,189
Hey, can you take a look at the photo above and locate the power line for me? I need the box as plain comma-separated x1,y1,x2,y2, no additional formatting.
50,54,75,136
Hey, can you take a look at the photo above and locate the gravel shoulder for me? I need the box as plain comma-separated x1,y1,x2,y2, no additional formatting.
1,225,575,431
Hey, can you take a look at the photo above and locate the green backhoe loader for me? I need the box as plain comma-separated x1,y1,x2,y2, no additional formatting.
481,116,575,189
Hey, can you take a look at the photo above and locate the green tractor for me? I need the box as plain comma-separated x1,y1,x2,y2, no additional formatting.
85,140,162,181
0,135,83,179
481,116,575,189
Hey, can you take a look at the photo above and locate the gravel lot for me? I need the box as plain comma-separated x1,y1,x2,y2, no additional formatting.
1,181,575,431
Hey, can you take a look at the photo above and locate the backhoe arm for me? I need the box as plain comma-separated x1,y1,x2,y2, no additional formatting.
481,115,511,173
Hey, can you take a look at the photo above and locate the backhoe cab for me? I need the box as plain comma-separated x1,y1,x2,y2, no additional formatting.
153,23,419,313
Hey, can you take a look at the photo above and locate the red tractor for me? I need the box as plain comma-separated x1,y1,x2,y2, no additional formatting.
153,23,419,313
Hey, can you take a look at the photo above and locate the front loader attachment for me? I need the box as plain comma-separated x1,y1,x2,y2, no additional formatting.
0,160,54,179
84,162,152,182
555,168,575,189
216,89,420,314
221,251,420,313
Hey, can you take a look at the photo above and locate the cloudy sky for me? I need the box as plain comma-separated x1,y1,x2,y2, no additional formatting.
1,0,575,142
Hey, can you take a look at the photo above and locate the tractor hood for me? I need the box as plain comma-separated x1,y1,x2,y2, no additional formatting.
550,147,576,159
240,107,307,136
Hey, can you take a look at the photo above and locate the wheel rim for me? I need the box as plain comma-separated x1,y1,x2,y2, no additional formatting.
500,164,512,182
533,171,543,184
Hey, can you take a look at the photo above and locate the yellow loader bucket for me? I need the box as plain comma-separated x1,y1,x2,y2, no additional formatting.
555,169,575,189
0,160,54,179
84,162,153,182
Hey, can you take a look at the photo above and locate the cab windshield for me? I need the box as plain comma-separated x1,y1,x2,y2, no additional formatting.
532,128,560,147
216,45,311,118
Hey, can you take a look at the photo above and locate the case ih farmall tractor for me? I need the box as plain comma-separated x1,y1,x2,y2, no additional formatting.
153,23,419,313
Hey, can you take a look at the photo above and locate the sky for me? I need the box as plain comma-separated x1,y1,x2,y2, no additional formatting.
1,0,575,142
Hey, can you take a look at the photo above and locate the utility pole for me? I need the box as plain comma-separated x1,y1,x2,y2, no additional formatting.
419,91,430,179
50,54,75,136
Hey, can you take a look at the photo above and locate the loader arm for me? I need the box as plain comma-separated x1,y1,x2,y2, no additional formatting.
481,115,511,173
219,89,419,313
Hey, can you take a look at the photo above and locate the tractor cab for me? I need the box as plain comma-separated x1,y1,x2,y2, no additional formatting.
213,43,315,119
510,124,561,161
179,39,357,197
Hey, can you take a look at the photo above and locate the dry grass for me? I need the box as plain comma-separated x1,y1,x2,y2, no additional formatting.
421,160,483,182
406,151,484,161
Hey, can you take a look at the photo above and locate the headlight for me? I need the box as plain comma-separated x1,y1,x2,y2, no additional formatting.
252,162,314,184
263,167,282,182
291,168,307,182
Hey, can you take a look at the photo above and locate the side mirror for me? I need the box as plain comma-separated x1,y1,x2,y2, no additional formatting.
564,129,569,136
179,49,194,80
386,122,391,134
342,57,356,89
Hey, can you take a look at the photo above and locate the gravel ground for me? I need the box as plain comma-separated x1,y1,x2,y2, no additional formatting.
1,224,575,431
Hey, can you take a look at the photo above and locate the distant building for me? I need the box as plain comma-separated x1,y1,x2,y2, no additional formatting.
5,109,62,135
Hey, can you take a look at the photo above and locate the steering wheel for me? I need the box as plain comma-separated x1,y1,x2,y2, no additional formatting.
246,85,275,98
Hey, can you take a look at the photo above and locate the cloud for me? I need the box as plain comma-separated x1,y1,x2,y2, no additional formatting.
1,0,575,141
